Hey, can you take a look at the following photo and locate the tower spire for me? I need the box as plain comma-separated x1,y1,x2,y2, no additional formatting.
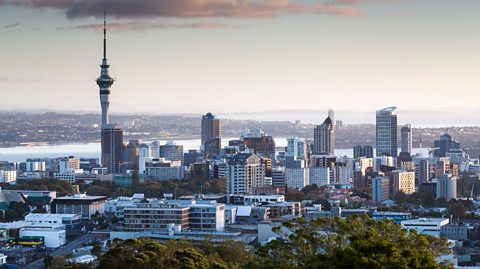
103,10,107,60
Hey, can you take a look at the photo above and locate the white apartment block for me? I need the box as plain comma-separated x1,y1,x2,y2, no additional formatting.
285,167,309,189
0,170,16,184
309,167,330,186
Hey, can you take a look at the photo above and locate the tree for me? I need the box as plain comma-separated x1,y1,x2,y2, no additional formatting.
448,203,466,219
285,189,306,202
250,216,453,269
91,243,102,257
4,201,29,221
131,170,140,192
51,255,66,269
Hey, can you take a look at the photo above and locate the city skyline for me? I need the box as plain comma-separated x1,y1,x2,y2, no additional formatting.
1,0,479,121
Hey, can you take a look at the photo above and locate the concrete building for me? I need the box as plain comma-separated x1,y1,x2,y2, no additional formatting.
271,167,285,187
392,170,415,195
24,213,81,229
101,125,123,174
53,194,107,220
418,159,430,183
201,112,221,158
314,116,335,155
144,158,183,180
123,201,190,232
353,145,374,159
122,140,140,172
401,218,449,237
376,107,398,157
160,142,184,164
0,170,16,184
226,153,265,196
433,134,460,158
309,167,330,186
26,159,46,173
19,224,66,248
441,223,468,240
400,124,412,155
285,167,309,189
59,157,80,173
372,176,390,202
436,174,457,200
286,137,307,159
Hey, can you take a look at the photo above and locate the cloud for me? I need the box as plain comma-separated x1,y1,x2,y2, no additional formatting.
61,21,235,32
1,0,364,19
5,22,20,28
1,0,304,18
315,3,362,16
0,76,53,83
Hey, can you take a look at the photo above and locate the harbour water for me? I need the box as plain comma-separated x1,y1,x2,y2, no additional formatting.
0,138,429,163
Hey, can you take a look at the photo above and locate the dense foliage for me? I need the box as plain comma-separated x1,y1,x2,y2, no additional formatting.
94,216,453,269
98,238,254,269
251,216,453,269
1,178,73,196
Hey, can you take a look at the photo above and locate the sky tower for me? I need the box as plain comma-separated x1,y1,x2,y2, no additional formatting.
96,11,114,128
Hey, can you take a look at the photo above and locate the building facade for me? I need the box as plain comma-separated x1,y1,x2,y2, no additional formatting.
376,107,398,157
226,154,265,196
314,116,335,155
392,170,415,195
400,124,412,154
372,176,390,202
201,112,221,158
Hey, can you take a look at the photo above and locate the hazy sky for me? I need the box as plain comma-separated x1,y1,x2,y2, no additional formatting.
0,0,479,124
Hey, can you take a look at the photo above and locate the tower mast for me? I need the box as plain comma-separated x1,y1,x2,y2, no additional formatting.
97,10,114,128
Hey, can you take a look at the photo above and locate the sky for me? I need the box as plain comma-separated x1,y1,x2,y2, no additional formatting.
0,0,479,126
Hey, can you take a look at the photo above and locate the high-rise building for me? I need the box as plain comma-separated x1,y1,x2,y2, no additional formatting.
433,134,461,158
436,174,457,200
286,137,307,159
201,112,221,158
313,116,335,155
271,167,285,187
242,135,276,160
285,167,309,189
376,107,398,157
96,13,123,173
418,159,430,183
353,145,374,159
392,170,415,195
226,153,264,196
101,126,123,174
372,176,390,202
59,157,80,173
160,142,184,164
400,124,412,155
122,140,140,172
328,109,335,124
309,167,330,186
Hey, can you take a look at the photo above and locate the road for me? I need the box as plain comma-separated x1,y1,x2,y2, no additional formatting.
24,233,95,269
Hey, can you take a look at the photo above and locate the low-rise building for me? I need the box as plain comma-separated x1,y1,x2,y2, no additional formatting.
24,213,81,229
441,223,469,240
19,224,66,248
401,218,449,237
53,194,107,220
123,201,190,232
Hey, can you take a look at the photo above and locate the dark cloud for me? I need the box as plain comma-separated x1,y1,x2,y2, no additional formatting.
61,21,234,32
5,22,20,28
1,0,364,19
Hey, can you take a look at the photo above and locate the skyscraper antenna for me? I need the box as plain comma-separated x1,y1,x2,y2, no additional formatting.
103,10,107,60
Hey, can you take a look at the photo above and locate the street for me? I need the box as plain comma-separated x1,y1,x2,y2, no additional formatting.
23,233,95,269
